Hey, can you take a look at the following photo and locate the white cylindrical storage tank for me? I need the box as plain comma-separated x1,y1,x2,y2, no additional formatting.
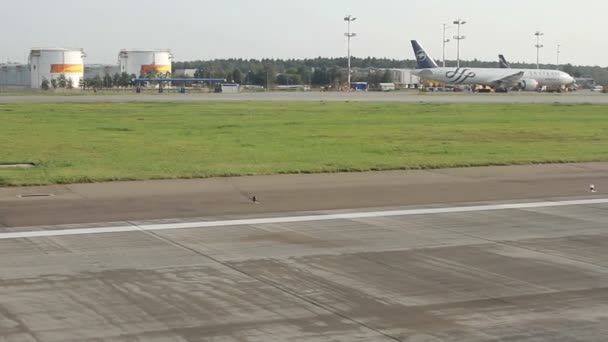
29,48,86,89
118,49,173,77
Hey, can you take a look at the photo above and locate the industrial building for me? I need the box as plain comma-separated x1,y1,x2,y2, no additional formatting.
29,48,86,89
1,48,86,89
0,63,30,87
1,48,87,88
84,64,121,79
387,69,420,86
350,67,421,87
173,69,197,77
118,49,173,77
1,48,173,89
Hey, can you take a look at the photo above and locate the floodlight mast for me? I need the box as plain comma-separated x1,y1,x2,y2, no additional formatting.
535,31,544,69
344,15,357,91
453,19,466,68
442,24,451,68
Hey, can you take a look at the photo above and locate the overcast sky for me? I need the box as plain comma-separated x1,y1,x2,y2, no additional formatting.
2,0,606,66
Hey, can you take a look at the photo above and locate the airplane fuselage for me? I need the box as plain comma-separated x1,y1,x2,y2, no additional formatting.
414,67,574,88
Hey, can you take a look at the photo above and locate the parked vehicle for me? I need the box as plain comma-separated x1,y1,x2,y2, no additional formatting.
591,86,604,92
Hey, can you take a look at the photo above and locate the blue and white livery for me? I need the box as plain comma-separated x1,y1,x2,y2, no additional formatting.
411,40,575,91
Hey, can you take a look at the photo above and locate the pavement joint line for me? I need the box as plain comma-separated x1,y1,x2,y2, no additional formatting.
1,198,607,241
134,217,404,342
430,215,608,272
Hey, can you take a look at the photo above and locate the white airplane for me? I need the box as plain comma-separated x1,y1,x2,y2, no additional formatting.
498,54,578,91
411,40,575,91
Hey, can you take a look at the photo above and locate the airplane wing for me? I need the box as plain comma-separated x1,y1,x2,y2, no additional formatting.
491,71,525,85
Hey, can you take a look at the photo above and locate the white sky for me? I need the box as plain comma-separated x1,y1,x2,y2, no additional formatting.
2,0,606,66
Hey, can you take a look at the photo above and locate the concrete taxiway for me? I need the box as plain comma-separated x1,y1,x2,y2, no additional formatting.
1,91,608,103
1,164,608,341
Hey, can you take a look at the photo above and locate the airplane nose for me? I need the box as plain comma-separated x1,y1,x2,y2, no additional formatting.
563,74,577,89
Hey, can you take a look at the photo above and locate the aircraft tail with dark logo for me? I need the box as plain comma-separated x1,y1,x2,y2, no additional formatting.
411,40,439,69
499,54,511,68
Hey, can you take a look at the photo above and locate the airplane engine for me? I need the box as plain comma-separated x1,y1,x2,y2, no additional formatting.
518,79,539,91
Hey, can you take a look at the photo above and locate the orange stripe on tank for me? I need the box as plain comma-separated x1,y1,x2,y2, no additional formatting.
50,64,83,73
140,64,171,74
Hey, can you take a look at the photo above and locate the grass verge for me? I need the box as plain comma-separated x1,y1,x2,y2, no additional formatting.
1,101,607,186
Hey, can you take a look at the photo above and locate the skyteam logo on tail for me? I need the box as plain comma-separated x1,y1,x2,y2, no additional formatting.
416,50,427,62
446,68,477,84
411,40,439,69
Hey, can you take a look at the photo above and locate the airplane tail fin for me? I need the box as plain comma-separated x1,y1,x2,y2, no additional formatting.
411,40,439,69
499,54,511,68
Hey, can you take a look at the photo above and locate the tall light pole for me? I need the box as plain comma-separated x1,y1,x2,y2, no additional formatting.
453,19,466,68
535,31,544,69
344,15,357,91
556,44,561,68
442,24,451,68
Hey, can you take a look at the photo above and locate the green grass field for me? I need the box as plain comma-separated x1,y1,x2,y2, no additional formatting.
1,101,607,186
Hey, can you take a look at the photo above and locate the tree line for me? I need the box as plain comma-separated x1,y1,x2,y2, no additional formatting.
173,57,608,86
174,57,414,87
41,72,139,91
41,74,74,90
39,57,608,91
81,72,139,90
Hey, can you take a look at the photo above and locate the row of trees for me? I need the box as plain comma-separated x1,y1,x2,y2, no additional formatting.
40,57,608,91
174,57,608,86
174,57,415,75
42,59,405,90
176,58,407,87
41,74,74,90
41,72,140,91
187,64,394,87
82,72,138,90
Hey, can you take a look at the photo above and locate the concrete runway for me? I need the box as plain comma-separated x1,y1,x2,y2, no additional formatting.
1,163,607,227
1,163,608,341
1,198,608,341
1,91,608,103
